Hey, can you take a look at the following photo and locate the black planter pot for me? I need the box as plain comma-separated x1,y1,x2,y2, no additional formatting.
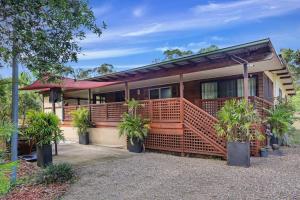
37,144,52,168
79,133,89,145
227,142,250,167
260,148,269,157
127,138,143,153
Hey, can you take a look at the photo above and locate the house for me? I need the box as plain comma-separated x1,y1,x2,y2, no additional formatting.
23,38,296,158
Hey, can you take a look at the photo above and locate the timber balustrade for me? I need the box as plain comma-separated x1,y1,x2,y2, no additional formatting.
196,96,273,119
63,98,182,123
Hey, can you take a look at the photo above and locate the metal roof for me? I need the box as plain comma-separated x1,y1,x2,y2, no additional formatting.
88,38,272,81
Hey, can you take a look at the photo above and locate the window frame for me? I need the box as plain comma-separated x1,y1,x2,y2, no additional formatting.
149,86,172,99
200,76,258,99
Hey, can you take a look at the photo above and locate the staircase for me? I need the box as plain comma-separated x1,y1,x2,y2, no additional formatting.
182,98,226,158
145,98,227,158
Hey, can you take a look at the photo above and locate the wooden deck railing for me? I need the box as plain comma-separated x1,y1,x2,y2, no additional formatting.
196,96,273,119
63,98,181,123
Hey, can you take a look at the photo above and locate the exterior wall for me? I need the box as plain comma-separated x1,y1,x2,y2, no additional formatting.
61,126,126,147
44,95,63,120
264,71,288,98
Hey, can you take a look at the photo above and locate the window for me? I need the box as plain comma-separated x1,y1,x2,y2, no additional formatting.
149,87,172,99
219,79,237,98
201,77,257,99
201,82,218,99
237,77,257,97
94,94,106,104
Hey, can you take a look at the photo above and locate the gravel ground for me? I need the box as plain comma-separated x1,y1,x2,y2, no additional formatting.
63,147,300,200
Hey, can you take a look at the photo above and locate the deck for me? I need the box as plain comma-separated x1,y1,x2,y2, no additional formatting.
62,96,273,158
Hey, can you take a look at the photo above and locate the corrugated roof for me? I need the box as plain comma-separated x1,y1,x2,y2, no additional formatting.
88,38,271,81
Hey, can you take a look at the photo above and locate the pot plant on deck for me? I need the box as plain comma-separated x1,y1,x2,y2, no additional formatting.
265,99,295,148
26,111,63,167
71,107,91,145
119,99,149,153
215,99,264,167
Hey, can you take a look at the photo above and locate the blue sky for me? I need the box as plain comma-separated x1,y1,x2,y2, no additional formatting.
1,0,300,77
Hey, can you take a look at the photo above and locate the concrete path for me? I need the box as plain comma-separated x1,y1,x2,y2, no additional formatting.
53,143,132,167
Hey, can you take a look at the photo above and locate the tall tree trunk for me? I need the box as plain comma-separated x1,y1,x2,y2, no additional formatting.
11,53,19,183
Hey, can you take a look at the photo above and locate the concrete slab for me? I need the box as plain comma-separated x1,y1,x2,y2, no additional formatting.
53,143,133,168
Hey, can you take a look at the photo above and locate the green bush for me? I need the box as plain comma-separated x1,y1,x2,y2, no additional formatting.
71,108,91,135
25,111,64,146
36,163,75,184
215,99,264,142
265,99,295,139
0,161,18,196
119,99,149,144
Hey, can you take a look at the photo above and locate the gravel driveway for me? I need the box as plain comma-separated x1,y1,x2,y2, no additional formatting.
63,147,300,200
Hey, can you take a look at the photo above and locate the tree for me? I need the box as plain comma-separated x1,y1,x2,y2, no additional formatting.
280,48,300,80
94,63,114,75
163,49,193,60
64,63,114,79
198,45,219,54
161,45,219,61
0,0,104,182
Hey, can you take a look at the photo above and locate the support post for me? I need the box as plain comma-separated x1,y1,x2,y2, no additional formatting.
243,63,249,100
125,82,129,101
179,74,184,122
179,74,184,156
61,92,64,121
52,98,58,156
88,89,92,121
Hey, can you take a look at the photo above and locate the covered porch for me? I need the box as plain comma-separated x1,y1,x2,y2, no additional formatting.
40,39,292,158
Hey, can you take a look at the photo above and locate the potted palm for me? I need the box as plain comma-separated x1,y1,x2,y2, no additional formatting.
71,107,91,145
215,99,264,167
265,99,295,147
119,99,149,153
26,111,63,167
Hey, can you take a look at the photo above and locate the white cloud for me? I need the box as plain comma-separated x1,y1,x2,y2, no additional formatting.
121,0,300,37
78,48,150,60
122,23,162,37
133,6,146,17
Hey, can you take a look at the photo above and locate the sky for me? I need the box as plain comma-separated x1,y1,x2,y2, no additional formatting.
1,0,300,77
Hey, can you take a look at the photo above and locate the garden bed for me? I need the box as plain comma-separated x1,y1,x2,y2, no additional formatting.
1,160,70,200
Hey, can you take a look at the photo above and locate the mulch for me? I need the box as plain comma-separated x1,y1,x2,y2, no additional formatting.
1,160,70,200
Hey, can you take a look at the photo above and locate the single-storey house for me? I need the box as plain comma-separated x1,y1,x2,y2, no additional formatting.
23,38,296,158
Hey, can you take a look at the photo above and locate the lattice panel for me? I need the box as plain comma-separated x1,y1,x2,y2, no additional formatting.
136,101,150,119
145,130,183,152
183,128,224,156
107,103,127,121
151,99,181,122
249,124,266,156
183,99,226,150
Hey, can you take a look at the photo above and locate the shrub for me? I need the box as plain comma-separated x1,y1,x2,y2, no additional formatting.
119,99,149,144
36,163,75,184
215,99,264,142
0,161,18,196
265,99,295,139
25,111,64,146
71,108,91,135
